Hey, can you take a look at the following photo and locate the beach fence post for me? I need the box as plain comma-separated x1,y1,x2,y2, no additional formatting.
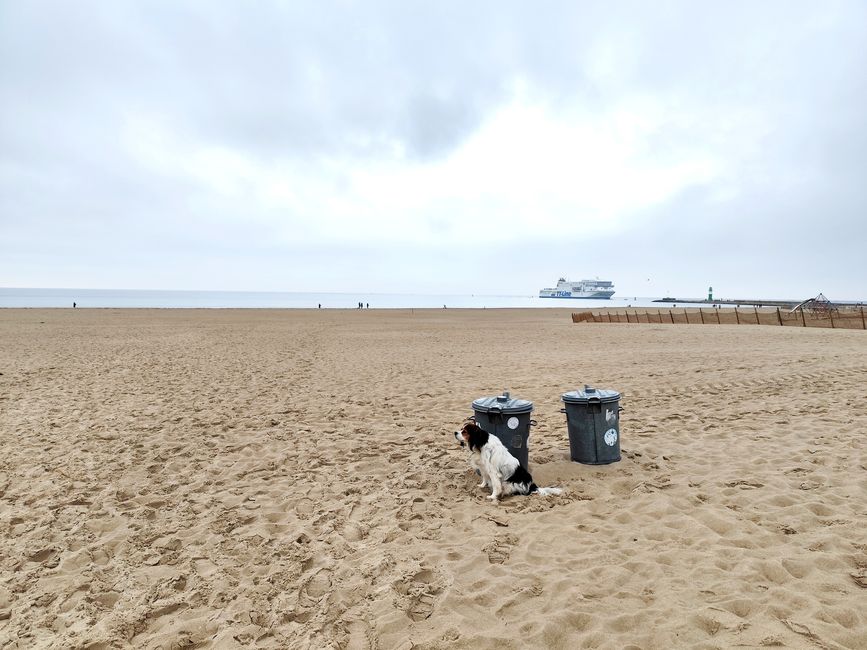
626,311,631,323
801,308,807,327
716,308,721,324
670,310,675,324
862,306,866,330
607,312,612,323
754,306,759,325
684,309,689,325
735,307,740,324
829,309,835,329
700,308,705,324
777,307,783,326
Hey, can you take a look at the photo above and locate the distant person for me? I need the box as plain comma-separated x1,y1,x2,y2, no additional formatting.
366,303,369,309
318,303,321,309
73,302,76,308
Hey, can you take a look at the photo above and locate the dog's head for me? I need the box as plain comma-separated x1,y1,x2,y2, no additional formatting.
454,421,489,452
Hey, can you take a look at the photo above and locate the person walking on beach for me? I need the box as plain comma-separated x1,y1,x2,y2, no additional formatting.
73,302,76,308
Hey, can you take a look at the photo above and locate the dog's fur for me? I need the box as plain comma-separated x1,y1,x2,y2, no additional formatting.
454,422,563,501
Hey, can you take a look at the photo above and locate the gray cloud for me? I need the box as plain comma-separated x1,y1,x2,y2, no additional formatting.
2,1,866,298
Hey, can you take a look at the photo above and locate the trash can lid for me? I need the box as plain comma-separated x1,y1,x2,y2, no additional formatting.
561,385,621,404
472,391,533,415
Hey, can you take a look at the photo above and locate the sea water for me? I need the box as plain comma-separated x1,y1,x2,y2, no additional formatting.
0,287,667,309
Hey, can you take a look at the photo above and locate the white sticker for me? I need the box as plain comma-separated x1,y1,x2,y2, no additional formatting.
507,416,520,430
606,409,617,424
603,428,618,446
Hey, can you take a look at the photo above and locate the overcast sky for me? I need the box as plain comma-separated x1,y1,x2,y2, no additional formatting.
2,1,865,299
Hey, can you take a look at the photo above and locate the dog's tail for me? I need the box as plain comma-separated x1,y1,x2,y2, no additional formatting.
534,487,563,496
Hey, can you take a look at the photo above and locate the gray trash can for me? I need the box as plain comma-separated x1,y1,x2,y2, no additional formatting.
471,391,535,470
561,385,622,465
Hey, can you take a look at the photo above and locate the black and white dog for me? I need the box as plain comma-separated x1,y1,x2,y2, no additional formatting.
454,421,562,501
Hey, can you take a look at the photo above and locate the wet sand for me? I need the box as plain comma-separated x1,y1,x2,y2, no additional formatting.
1,308,865,648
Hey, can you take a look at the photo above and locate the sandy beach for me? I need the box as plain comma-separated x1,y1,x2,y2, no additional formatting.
1,308,865,649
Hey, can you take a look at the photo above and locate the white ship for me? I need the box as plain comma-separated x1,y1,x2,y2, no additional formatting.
539,278,615,299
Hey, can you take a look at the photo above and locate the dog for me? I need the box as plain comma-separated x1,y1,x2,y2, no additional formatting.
454,421,563,501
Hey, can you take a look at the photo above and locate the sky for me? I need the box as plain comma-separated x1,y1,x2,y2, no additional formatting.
1,0,866,300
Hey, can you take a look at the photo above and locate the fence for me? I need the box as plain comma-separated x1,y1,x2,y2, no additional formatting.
572,306,867,330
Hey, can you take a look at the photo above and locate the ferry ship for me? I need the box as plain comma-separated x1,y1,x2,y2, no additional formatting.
539,278,615,299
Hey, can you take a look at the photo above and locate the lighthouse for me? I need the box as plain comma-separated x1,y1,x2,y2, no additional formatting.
708,286,713,301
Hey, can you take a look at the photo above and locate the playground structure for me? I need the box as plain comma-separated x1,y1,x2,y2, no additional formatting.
790,293,836,316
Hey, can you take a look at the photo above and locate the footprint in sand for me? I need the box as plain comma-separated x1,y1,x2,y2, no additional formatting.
408,590,439,622
483,534,517,564
690,612,724,636
294,497,315,519
27,547,60,567
724,480,764,489
850,568,867,588
394,568,444,622
300,568,333,605
343,618,376,650
338,520,368,542
410,497,426,514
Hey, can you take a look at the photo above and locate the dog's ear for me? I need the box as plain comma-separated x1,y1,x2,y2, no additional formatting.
464,423,489,452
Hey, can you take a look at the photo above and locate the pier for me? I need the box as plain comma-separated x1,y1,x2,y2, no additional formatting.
653,298,864,309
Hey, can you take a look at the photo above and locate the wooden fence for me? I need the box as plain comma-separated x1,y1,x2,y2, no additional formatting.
572,306,867,330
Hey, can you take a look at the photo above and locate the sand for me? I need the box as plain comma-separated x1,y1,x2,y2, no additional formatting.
1,308,865,649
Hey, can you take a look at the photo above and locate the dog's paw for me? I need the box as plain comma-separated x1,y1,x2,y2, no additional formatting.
486,495,500,502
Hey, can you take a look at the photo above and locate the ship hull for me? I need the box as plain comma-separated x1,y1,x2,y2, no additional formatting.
539,291,614,299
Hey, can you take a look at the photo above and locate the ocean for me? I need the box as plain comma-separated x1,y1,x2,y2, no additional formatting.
0,287,667,309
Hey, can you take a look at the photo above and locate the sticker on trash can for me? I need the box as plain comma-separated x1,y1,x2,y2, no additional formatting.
507,417,520,430
603,428,618,446
512,434,522,448
606,409,617,424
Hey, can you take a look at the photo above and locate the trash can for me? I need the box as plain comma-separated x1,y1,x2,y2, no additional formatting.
471,391,535,470
561,385,622,464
